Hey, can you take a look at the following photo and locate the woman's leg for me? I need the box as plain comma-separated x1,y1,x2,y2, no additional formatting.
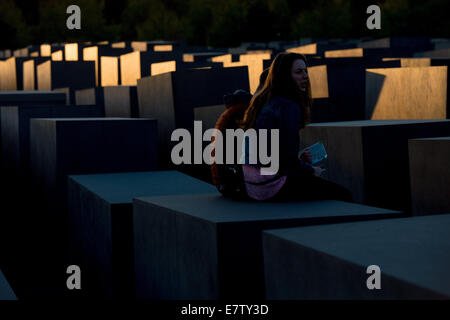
273,174,353,202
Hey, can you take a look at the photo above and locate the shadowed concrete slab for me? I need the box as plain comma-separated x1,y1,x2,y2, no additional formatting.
409,137,450,216
103,86,138,117
300,120,450,212
68,171,217,298
263,214,450,299
1,104,104,178
0,269,17,300
133,194,402,300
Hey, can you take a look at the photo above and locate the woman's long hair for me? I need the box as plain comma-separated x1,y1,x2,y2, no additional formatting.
240,52,312,130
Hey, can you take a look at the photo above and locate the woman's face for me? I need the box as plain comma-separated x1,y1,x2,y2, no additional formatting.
291,59,309,91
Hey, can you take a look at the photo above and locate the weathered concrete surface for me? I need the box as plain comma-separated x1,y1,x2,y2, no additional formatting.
103,86,138,117
75,87,105,109
300,120,450,211
1,104,103,177
133,194,402,300
263,214,450,299
366,66,448,119
408,137,450,216
67,171,217,298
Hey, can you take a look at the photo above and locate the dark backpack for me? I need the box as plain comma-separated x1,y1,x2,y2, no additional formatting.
211,90,252,199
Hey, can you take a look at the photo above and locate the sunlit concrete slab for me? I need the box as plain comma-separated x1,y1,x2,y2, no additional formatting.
137,66,249,167
133,194,402,299
30,118,158,218
408,137,450,216
100,56,120,86
263,214,450,299
212,52,271,93
0,269,17,300
23,58,50,90
83,45,131,86
75,88,105,109
1,104,103,177
119,51,182,85
68,171,217,298
103,86,138,117
366,66,447,119
300,120,450,211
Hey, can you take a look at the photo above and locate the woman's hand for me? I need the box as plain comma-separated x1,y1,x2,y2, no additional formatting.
313,166,326,177
299,148,312,164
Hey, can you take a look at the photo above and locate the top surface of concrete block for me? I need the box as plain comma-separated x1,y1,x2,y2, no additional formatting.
264,214,450,297
135,194,400,224
307,120,450,127
410,136,450,141
69,171,217,204
0,91,66,103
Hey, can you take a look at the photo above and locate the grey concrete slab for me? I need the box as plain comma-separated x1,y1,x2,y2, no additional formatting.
1,104,103,178
75,87,105,110
68,171,217,298
103,86,138,117
137,66,249,169
263,214,450,299
36,60,95,94
0,269,17,300
300,120,450,212
30,118,158,219
408,137,450,216
133,194,402,300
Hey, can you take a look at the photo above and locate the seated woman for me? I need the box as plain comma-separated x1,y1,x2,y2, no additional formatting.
240,52,352,202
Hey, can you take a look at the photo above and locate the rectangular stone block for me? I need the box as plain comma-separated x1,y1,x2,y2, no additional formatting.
366,66,448,119
37,60,95,91
30,118,158,218
103,86,138,117
137,67,249,167
300,120,450,211
358,37,432,51
212,52,271,93
83,45,132,86
408,137,450,216
22,58,50,90
1,104,103,178
100,56,120,86
67,171,217,298
75,87,105,109
263,214,450,299
133,194,402,299
182,52,227,63
325,47,415,59
37,61,95,104
120,51,182,85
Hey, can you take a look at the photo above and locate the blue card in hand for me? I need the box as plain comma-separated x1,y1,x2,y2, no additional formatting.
299,141,327,165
